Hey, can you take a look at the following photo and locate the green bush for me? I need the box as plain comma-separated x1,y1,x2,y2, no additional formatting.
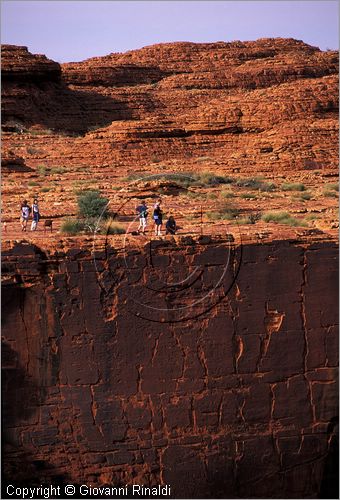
41,187,51,192
37,165,46,176
207,204,239,220
77,190,109,218
221,191,235,198
323,190,338,198
235,177,276,191
197,172,234,186
28,180,39,187
262,211,307,227
50,167,66,175
292,192,311,201
61,219,85,235
325,183,339,192
240,192,258,199
281,182,306,191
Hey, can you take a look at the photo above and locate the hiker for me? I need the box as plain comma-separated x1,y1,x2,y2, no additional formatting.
31,198,40,231
20,200,31,231
153,199,163,236
136,200,148,234
166,215,177,235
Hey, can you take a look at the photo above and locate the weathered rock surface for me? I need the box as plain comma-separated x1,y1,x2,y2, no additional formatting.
1,237,338,498
1,39,338,171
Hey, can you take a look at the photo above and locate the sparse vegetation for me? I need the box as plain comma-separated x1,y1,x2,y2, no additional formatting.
28,181,39,187
37,165,47,176
292,192,312,201
29,128,54,136
281,182,306,191
195,156,214,162
207,203,239,220
26,147,42,155
61,219,85,235
77,190,109,219
325,183,339,192
221,191,235,198
240,192,258,199
101,218,125,235
41,187,51,192
235,177,276,191
262,211,307,227
50,167,66,175
197,172,234,186
323,190,338,198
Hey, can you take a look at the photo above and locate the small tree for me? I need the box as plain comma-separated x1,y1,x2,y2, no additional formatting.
77,190,109,219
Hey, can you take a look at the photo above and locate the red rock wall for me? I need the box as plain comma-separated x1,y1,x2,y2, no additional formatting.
1,238,338,498
1,40,338,172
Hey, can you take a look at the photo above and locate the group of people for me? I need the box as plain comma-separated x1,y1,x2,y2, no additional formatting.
20,199,40,231
136,199,177,236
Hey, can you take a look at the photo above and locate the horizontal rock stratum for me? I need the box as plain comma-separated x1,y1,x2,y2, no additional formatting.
1,39,338,172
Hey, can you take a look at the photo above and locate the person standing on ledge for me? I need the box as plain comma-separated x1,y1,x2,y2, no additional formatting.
20,199,31,231
136,200,148,234
31,198,40,231
153,199,163,236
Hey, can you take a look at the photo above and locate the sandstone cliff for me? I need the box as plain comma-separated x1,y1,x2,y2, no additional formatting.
1,236,338,498
2,39,338,172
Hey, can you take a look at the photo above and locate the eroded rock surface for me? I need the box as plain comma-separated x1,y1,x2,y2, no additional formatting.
2,237,338,498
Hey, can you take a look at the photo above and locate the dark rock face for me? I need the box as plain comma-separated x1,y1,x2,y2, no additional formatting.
1,238,338,498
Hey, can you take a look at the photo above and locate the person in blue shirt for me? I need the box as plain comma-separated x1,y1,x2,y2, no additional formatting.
136,200,148,234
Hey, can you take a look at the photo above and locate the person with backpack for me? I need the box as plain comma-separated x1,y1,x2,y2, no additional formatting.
136,200,148,234
153,199,163,236
166,215,177,235
31,198,40,231
20,200,31,231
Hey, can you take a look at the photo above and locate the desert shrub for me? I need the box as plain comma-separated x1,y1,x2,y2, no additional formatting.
77,190,109,218
26,147,42,155
240,192,258,199
28,181,39,187
221,191,235,198
292,192,311,201
235,177,276,191
101,218,125,235
325,183,339,192
196,156,213,162
281,182,306,191
41,187,51,192
323,190,338,198
207,203,239,220
207,192,218,200
262,211,307,227
236,217,252,224
197,172,234,186
305,213,320,221
37,165,46,176
61,219,85,235
50,167,66,174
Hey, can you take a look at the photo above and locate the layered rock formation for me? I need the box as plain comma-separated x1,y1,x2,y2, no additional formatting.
2,236,338,498
1,39,338,172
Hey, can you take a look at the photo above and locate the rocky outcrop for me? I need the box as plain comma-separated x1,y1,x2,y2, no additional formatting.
1,39,338,171
2,236,338,498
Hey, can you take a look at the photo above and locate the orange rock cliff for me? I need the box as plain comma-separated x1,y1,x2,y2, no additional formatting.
1,39,338,498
